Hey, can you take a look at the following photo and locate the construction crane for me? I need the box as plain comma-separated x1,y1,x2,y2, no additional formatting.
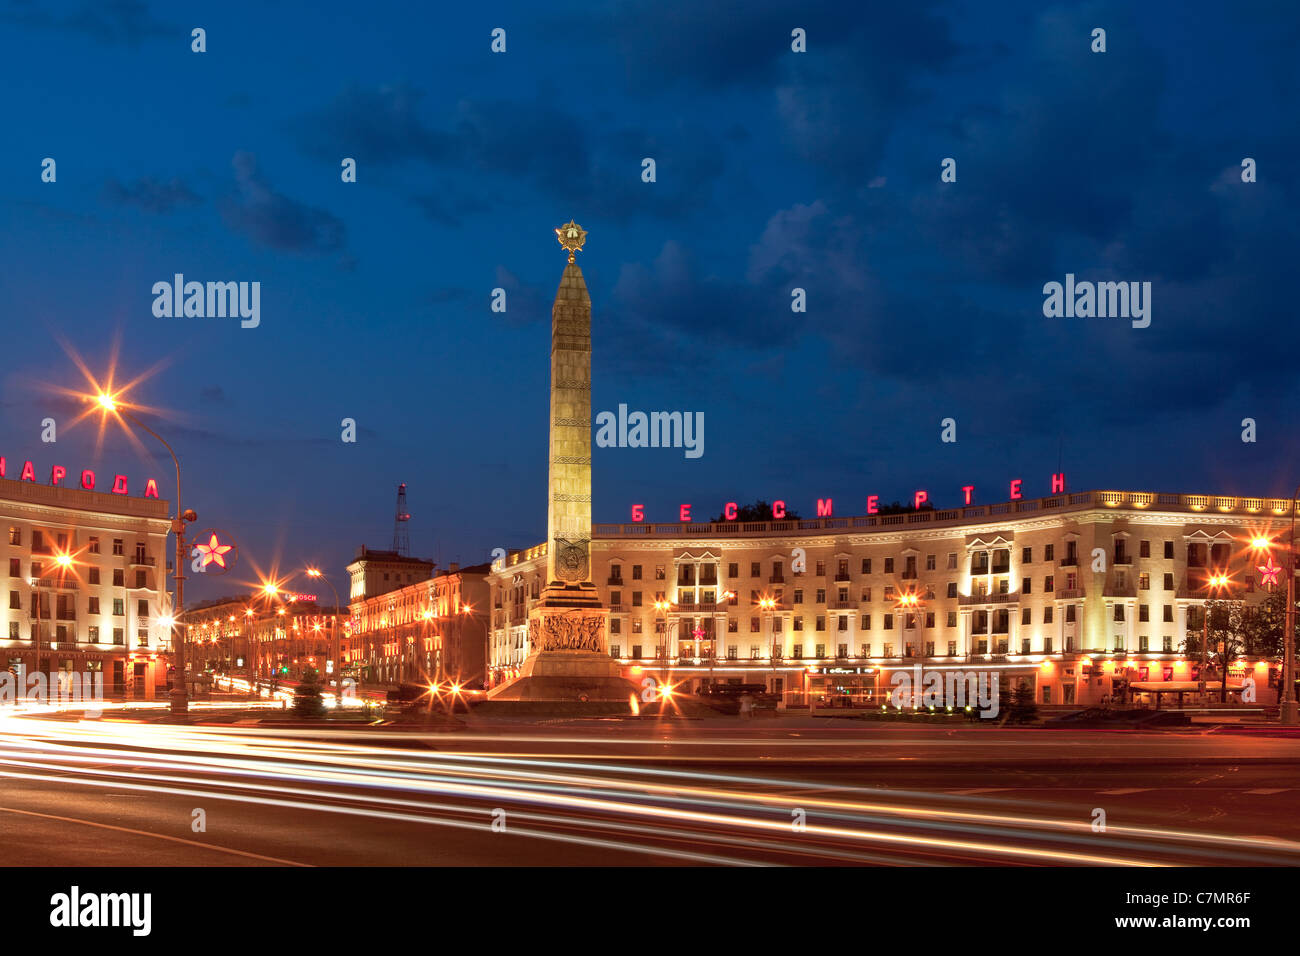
392,483,411,556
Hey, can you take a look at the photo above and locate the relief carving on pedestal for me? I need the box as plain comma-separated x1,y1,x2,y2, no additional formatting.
529,612,605,653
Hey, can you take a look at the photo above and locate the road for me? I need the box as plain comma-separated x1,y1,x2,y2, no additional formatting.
1,712,1298,866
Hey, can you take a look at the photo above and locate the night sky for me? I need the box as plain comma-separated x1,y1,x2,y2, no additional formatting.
1,0,1296,603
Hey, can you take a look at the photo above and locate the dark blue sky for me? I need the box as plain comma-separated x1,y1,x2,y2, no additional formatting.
2,0,1297,602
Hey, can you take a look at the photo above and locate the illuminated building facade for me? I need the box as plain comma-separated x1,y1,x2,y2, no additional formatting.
0,473,172,696
346,556,490,687
184,594,341,683
487,489,1295,707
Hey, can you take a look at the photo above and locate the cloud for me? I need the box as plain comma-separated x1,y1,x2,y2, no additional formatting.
219,152,346,256
102,175,200,214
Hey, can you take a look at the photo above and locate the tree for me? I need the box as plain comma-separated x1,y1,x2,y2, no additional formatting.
1181,600,1248,703
294,666,325,718
712,500,802,522
1008,679,1038,723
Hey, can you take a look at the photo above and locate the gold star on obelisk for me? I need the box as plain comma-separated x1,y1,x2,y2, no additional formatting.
555,220,587,263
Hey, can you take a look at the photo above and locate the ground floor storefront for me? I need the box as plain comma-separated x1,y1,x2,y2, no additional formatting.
623,654,1283,710
3,648,170,699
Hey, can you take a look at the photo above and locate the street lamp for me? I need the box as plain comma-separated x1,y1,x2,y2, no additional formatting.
1285,487,1300,725
94,391,195,716
1199,573,1231,698
305,568,343,702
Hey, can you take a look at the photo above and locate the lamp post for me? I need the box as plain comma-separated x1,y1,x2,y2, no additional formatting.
1284,488,1300,725
305,568,342,703
95,393,193,716
1199,573,1230,699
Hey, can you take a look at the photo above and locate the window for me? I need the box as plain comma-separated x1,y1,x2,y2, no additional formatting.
88,597,100,614
1140,540,1151,558
750,645,761,659
112,569,124,587
926,554,936,571
1139,605,1150,622
884,558,894,574
1163,636,1173,652
1139,572,1150,591
792,617,803,631
1021,608,1031,625
861,614,871,629
1021,638,1031,654
1022,547,1032,564
751,562,761,577
946,612,957,627
88,625,100,643
1164,540,1174,559
884,585,896,599
1066,605,1076,623
1044,575,1054,593
135,570,146,589
815,561,825,576
31,530,45,553
947,552,957,569
8,622,17,639
860,643,870,657
1043,606,1053,623
861,558,871,574
113,539,124,556
7,527,19,545
8,591,18,610
1163,605,1173,623
1114,605,1125,621
88,567,100,585
884,613,894,630
728,620,738,632
1163,573,1174,590
610,619,621,634
113,599,124,616
632,619,642,633
792,644,803,659
837,615,848,632
632,565,642,580
882,643,893,658
726,645,738,660
1139,635,1149,651
815,616,825,631
610,590,622,607
609,564,623,583
815,588,826,603
1044,544,1054,561
815,644,826,658
112,627,124,645
925,612,935,628
836,559,848,578
861,587,871,601
837,643,848,657
8,559,18,578
727,563,737,578
750,617,760,633
656,566,666,580
1022,577,1032,595
609,644,621,658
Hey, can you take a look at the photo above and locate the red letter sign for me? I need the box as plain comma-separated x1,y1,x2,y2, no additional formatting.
914,490,928,509
867,495,879,515
1051,472,1066,494
816,498,832,517
772,500,786,519
112,475,128,495
20,461,35,482
631,504,644,522
1009,479,1023,500
50,466,66,486
724,502,738,520
963,485,974,505
680,504,692,523
80,470,95,491
145,479,160,499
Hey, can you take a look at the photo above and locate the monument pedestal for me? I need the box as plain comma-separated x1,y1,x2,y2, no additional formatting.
487,586,635,702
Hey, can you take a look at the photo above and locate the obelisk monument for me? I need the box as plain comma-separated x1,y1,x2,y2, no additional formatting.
488,222,634,702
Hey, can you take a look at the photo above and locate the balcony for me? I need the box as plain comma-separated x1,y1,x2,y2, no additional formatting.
1103,582,1136,598
1113,555,1132,566
769,575,785,584
834,572,851,582
1055,588,1086,600
991,563,1011,575
130,555,157,567
828,601,856,610
606,576,624,586
1060,556,1079,567
958,592,1018,606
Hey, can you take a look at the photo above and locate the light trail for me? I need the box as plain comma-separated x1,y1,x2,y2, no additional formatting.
2,715,1296,865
